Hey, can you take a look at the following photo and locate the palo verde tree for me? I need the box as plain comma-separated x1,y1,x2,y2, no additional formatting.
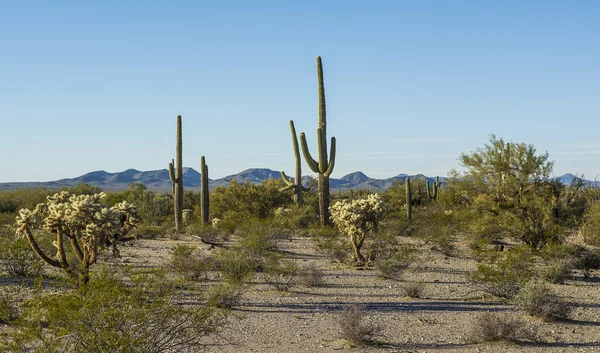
458,134,554,208
457,135,562,249
15,191,140,286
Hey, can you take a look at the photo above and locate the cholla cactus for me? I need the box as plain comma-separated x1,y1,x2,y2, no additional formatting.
15,191,139,286
330,194,386,264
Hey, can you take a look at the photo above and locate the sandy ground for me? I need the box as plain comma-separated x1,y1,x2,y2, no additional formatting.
2,234,600,353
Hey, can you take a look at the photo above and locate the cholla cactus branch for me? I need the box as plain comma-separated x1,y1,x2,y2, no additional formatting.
330,194,387,264
15,191,140,286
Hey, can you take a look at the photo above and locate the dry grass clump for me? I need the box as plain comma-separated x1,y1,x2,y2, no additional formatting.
337,304,380,345
468,312,540,343
401,281,425,298
299,263,325,287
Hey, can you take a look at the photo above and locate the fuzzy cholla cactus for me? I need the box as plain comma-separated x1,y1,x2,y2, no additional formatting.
330,194,386,264
16,191,139,286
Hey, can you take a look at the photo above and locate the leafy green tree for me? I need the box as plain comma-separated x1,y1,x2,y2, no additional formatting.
459,134,553,207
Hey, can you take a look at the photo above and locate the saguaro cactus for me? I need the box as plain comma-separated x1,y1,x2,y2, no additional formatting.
300,56,336,225
168,115,184,232
426,176,441,201
200,156,209,224
405,177,413,220
280,120,307,204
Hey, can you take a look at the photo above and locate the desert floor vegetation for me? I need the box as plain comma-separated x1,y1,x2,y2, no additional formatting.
2,136,600,352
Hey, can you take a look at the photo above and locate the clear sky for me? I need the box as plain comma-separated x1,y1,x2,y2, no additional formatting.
1,1,598,182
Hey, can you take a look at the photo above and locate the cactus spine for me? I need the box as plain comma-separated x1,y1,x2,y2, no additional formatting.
168,115,184,232
200,156,209,224
406,177,412,220
300,56,336,225
280,120,305,204
426,176,441,201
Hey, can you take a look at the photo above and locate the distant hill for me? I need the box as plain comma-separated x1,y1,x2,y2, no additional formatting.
0,169,592,192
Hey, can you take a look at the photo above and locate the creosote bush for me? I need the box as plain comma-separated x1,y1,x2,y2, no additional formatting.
170,244,214,280
375,247,416,280
515,280,572,321
470,246,535,299
580,201,600,246
10,267,225,353
468,312,539,343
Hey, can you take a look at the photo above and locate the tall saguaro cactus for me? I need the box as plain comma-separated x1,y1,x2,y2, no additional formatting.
168,115,184,232
405,177,413,220
426,176,441,201
300,56,336,225
200,156,209,224
280,120,306,204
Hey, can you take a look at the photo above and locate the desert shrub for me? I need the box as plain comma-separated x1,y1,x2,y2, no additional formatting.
234,218,280,261
375,247,416,280
413,205,458,256
401,281,425,298
263,257,299,292
10,268,224,353
312,225,352,264
502,192,565,250
468,312,539,343
330,194,387,264
580,202,600,246
215,249,256,284
0,233,43,278
211,179,293,221
273,204,318,232
539,258,574,284
542,243,600,278
515,280,572,321
470,246,535,299
133,223,172,239
299,263,325,287
170,244,214,281
556,177,589,227
337,304,379,345
185,222,230,244
0,292,19,324
206,282,245,309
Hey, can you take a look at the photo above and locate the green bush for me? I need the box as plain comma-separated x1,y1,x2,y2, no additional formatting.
170,244,214,281
580,202,600,246
375,247,416,281
515,280,572,321
206,282,245,309
0,233,43,278
311,226,352,264
470,247,535,299
215,249,257,284
263,257,299,292
11,267,225,353
211,179,293,221
0,292,19,324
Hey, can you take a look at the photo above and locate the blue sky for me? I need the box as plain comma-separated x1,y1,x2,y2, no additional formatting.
1,1,598,182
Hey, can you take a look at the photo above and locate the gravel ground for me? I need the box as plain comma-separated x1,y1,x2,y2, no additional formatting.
2,235,600,352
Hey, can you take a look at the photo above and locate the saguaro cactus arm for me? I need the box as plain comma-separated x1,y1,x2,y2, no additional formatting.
324,136,336,177
299,132,320,173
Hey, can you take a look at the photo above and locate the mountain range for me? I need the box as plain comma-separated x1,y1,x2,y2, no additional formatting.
0,169,592,193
